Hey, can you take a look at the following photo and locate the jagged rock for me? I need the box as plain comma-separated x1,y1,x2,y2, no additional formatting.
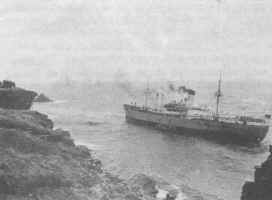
241,145,272,200
0,129,57,155
128,174,158,198
0,109,176,200
0,108,192,200
0,86,37,110
0,80,16,89
0,109,53,135
34,93,52,103
76,145,91,157
46,129,74,146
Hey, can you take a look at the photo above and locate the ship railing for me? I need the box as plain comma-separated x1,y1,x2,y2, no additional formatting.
186,113,267,125
186,114,214,120
130,105,183,117
220,114,267,124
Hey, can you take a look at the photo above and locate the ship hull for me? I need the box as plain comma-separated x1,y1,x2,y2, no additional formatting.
124,104,269,144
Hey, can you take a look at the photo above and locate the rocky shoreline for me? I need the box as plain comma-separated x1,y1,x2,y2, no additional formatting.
0,108,182,200
241,146,272,200
0,88,37,110
34,93,52,103
2,107,270,200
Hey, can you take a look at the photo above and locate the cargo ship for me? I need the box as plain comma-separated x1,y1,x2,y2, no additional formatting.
124,77,270,144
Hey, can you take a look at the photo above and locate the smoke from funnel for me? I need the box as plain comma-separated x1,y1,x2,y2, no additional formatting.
167,82,196,96
178,86,196,96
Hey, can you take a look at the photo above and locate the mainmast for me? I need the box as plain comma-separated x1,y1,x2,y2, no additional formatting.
215,0,223,119
215,72,222,118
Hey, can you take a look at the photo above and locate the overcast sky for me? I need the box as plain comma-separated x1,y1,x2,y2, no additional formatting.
0,0,271,84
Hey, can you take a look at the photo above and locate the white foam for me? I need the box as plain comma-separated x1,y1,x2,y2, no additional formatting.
156,188,187,200
156,189,168,199
176,192,188,200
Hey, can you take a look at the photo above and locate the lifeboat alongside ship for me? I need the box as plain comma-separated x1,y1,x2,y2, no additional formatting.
124,77,270,144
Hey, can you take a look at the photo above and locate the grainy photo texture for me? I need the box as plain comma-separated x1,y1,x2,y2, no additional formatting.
0,1,271,200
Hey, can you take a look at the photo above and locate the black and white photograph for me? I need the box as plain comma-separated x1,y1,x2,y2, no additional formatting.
0,0,271,200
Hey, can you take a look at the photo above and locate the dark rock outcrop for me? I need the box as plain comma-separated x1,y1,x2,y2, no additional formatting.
0,87,37,109
0,80,16,89
0,109,182,200
241,146,272,200
34,93,52,103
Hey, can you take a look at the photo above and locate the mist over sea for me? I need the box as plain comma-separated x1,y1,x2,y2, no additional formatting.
31,80,272,200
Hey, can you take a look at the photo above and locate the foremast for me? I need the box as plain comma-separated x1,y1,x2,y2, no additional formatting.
215,72,222,119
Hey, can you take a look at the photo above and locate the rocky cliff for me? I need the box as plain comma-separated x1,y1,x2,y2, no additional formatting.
241,146,272,200
0,108,182,200
0,88,37,109
33,93,52,103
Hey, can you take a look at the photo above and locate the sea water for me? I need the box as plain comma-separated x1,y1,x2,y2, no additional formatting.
32,81,272,200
